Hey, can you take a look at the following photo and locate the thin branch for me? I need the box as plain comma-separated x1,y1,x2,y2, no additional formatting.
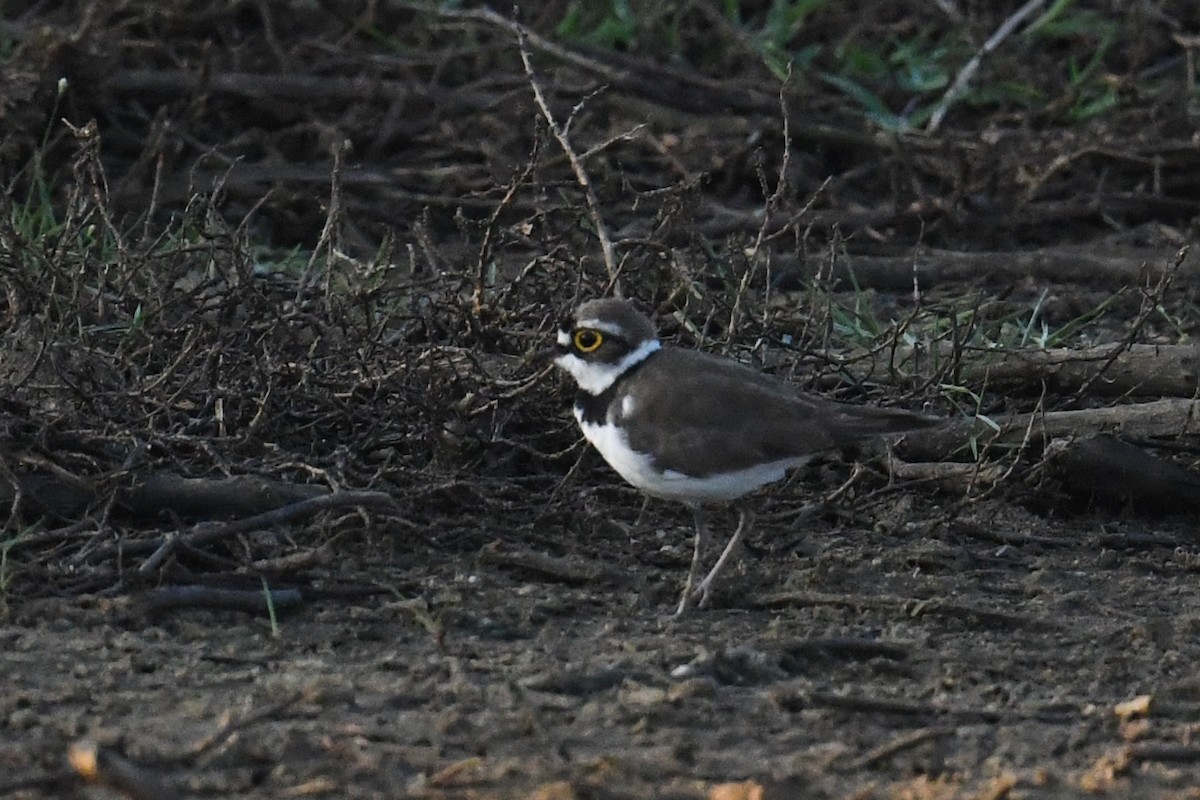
136,491,397,575
516,30,620,294
927,0,1049,132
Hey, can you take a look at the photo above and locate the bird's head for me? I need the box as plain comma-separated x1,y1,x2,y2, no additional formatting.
548,298,661,395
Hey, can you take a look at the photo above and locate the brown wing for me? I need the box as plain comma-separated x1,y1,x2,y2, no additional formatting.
619,349,934,478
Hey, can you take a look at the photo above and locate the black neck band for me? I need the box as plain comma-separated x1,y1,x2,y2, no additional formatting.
574,348,659,424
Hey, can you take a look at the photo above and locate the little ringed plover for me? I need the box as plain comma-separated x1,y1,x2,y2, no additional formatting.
549,298,938,614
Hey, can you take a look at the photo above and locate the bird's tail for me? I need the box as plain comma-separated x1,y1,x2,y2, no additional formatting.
828,403,941,442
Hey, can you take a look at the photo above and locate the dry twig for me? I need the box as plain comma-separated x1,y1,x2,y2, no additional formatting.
516,29,622,293
927,0,1050,132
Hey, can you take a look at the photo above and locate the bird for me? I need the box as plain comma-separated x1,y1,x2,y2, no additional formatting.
547,297,939,615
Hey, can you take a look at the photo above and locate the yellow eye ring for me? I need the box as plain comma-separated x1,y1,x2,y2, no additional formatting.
573,329,603,353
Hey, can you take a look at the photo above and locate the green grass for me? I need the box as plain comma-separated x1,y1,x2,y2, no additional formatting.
734,0,828,78
1026,0,1121,121
8,80,71,244
544,1,1146,129
262,577,281,638
555,0,639,50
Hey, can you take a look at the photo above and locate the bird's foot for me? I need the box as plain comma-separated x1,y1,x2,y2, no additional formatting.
672,579,714,617
692,577,716,610
673,585,696,617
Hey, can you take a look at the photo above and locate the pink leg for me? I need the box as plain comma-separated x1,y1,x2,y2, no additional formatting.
693,508,752,609
675,505,708,616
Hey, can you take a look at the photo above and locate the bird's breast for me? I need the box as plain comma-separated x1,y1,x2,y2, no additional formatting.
575,409,663,493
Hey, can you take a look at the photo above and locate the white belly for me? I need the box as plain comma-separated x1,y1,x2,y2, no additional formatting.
577,412,809,504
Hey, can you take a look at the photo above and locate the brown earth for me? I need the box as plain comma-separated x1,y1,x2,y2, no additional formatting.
4,3,1200,798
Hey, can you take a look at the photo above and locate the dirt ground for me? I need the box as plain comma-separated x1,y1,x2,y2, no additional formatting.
9,499,1200,800
5,3,1200,798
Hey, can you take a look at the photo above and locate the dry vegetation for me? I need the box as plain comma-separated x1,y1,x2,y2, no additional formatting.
4,2,1200,798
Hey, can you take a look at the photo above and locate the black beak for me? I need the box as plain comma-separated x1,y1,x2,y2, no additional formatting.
532,345,562,365
532,317,573,366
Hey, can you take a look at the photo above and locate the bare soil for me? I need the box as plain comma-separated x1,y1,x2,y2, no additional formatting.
4,3,1200,798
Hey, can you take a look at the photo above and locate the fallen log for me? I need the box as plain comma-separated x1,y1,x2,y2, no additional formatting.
1046,434,1200,513
829,342,1200,399
902,397,1200,462
770,244,1197,290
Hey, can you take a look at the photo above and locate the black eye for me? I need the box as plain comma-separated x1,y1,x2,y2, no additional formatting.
573,329,603,353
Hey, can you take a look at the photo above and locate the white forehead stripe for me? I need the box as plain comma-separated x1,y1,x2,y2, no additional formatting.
577,317,628,337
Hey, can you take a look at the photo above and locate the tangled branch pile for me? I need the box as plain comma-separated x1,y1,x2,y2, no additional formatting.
3,2,1200,601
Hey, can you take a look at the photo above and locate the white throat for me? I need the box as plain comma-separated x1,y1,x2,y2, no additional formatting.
555,338,661,395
